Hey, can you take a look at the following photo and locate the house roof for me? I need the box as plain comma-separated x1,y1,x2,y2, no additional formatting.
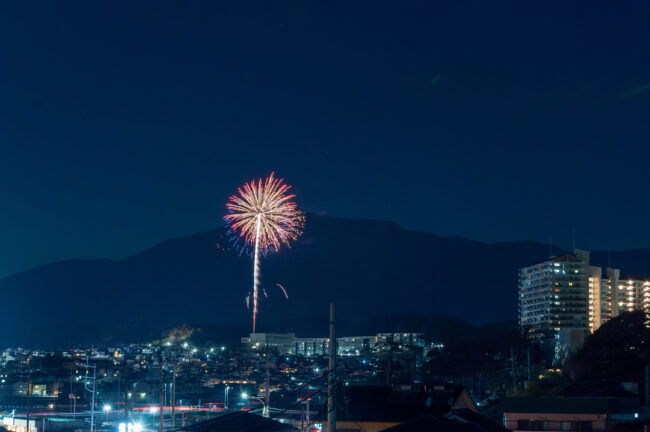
502,397,642,414
334,386,426,422
444,409,511,432
556,381,640,398
180,412,298,432
379,415,482,432
319,385,474,422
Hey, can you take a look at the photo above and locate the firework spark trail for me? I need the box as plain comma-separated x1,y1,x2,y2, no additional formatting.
276,283,289,299
224,172,304,332
252,214,262,332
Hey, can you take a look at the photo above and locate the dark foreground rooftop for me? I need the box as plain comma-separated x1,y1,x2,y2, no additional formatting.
180,412,298,432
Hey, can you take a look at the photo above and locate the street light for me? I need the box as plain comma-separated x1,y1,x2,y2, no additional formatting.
103,405,111,421
241,393,269,418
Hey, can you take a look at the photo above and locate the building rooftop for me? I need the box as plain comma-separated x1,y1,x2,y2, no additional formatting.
318,384,476,422
382,414,494,432
502,397,642,414
525,254,583,267
444,409,511,432
556,381,640,398
550,255,582,263
180,412,298,432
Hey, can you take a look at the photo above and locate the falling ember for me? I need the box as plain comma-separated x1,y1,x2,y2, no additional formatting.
276,283,289,299
224,172,304,332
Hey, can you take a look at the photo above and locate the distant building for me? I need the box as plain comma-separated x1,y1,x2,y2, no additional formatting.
616,278,650,322
243,333,297,352
519,249,650,365
241,333,427,356
588,266,620,332
518,251,591,364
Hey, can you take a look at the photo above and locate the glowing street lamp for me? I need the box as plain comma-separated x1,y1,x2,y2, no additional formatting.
241,393,269,418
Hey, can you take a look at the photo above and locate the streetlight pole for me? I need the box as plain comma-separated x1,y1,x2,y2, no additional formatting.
171,361,176,429
242,394,268,418
84,357,97,432
264,352,270,418
327,303,336,432
159,352,164,432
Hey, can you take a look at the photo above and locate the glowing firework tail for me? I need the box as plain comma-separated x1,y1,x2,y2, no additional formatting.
252,213,261,331
276,283,289,299
224,172,304,332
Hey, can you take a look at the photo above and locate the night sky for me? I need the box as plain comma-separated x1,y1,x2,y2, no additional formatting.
1,1,650,278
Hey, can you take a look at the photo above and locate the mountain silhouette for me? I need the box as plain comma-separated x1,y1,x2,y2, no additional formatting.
1,214,647,346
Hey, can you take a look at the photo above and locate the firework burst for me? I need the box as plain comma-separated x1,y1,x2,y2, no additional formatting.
224,172,304,332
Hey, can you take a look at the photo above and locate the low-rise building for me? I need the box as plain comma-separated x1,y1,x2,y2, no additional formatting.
241,333,426,356
503,397,643,432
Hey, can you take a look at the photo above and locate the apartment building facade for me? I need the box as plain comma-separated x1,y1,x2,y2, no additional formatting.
519,249,650,365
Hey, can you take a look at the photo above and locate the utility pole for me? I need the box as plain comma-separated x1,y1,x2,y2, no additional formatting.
645,364,649,416
123,363,131,422
527,347,531,387
25,372,31,432
327,303,336,432
263,353,270,418
70,368,73,414
85,357,97,432
385,340,394,386
90,366,96,432
511,348,516,396
171,360,176,428
159,352,164,432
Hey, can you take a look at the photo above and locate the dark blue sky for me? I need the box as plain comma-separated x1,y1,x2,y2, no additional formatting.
1,1,650,277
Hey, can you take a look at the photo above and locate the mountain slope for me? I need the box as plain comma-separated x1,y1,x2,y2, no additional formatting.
1,214,648,346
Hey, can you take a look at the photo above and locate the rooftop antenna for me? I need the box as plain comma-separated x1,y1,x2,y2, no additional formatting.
549,232,553,258
607,250,611,268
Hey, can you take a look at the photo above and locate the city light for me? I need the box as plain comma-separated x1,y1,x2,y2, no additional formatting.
103,405,111,412
119,422,142,432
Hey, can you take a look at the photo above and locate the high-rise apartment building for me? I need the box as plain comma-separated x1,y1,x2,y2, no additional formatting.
588,266,619,332
519,251,590,364
520,249,650,364
617,278,650,324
